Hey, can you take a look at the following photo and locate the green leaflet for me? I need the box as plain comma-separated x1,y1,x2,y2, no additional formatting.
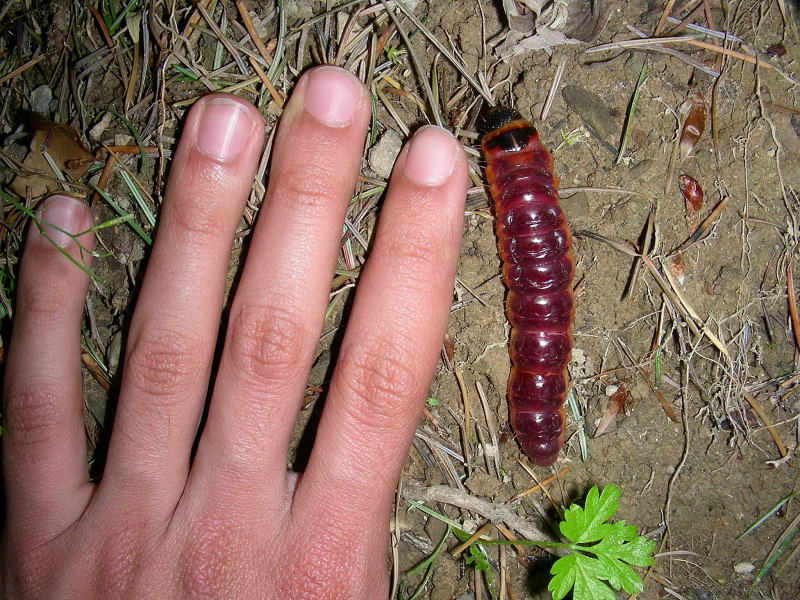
549,485,656,600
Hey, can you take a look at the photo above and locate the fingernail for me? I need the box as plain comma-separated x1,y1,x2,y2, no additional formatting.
36,195,88,248
196,97,257,161
303,66,365,127
404,126,460,186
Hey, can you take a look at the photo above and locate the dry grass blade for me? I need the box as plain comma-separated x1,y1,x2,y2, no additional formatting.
0,54,46,85
81,352,111,391
575,230,639,257
248,56,285,108
659,258,731,359
787,260,800,354
235,0,274,66
454,366,472,473
390,0,494,106
623,211,654,301
451,521,492,557
196,2,248,75
618,339,679,423
379,0,443,127
540,56,566,121
653,0,678,36
740,388,788,459
673,196,729,253
475,381,501,477
510,467,570,501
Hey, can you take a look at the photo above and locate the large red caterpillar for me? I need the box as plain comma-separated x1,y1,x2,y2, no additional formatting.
481,107,574,467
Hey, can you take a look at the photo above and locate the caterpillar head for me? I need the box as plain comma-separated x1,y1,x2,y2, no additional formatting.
478,105,523,134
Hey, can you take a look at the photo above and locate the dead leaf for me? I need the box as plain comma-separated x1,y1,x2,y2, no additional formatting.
496,0,610,58
11,113,95,198
595,383,627,437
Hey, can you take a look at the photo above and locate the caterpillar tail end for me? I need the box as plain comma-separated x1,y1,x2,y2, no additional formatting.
518,434,562,467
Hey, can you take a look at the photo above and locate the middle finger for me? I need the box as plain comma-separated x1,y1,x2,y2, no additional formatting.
190,67,370,499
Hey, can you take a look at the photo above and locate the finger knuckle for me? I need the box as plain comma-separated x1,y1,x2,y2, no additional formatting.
169,174,228,240
336,337,418,434
17,289,67,319
277,162,338,210
380,230,442,292
3,385,65,449
227,301,308,388
124,325,206,404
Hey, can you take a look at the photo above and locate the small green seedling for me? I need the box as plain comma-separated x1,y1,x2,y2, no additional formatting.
406,484,654,600
548,485,655,600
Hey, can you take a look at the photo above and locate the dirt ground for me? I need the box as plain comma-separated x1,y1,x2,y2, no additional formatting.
1,1,799,599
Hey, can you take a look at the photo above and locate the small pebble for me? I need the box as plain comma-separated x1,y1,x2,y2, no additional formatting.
367,129,403,179
29,85,52,114
733,561,755,574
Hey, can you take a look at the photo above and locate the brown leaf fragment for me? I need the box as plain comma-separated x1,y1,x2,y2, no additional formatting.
595,383,627,437
679,174,703,234
678,174,703,212
765,43,786,58
668,253,686,286
11,113,95,198
679,93,706,161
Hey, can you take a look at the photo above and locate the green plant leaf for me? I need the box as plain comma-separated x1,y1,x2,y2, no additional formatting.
549,485,656,600
560,485,620,543
465,545,490,572
550,554,616,600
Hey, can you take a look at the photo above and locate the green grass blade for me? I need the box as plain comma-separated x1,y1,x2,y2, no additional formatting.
91,185,152,245
616,61,647,165
407,526,450,600
736,493,797,540
118,170,156,227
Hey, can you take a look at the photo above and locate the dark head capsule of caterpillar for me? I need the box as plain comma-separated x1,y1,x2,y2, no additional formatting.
478,105,523,134
480,106,538,153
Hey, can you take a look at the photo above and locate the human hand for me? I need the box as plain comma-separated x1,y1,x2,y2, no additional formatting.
2,66,467,598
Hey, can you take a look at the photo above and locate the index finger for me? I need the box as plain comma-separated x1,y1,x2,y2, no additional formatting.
291,126,467,533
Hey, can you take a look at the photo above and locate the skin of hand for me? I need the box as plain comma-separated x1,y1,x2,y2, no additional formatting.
1,66,467,599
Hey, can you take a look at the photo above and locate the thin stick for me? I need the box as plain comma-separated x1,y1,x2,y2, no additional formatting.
235,0,274,66
0,54,45,86
402,482,557,551
654,0,678,36
248,55,285,108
